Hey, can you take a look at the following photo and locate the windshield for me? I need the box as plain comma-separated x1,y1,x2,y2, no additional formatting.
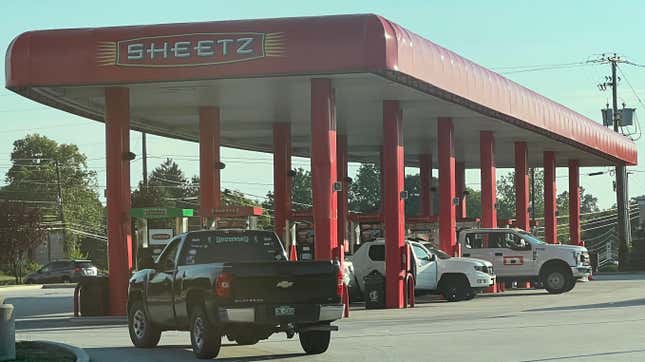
427,247,451,260
180,230,287,265
517,231,547,245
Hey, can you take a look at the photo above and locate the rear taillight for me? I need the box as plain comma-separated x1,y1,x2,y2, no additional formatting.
336,269,344,298
215,272,234,298
74,267,81,273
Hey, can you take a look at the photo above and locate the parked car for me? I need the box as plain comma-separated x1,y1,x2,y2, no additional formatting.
458,228,591,293
24,259,98,284
351,239,495,301
128,229,344,359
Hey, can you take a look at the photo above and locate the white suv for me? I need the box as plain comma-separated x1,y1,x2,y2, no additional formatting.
458,228,591,294
352,239,495,302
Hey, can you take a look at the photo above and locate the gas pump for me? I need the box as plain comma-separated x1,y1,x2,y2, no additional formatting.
130,207,194,268
289,209,315,261
348,213,383,247
211,206,263,229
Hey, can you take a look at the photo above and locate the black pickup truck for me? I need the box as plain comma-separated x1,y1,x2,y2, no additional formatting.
127,229,344,359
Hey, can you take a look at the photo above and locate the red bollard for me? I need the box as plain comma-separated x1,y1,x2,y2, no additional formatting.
343,284,350,317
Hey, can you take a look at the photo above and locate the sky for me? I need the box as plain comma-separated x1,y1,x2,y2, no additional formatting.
1,0,644,209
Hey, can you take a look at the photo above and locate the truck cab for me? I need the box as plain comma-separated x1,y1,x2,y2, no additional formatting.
458,228,591,293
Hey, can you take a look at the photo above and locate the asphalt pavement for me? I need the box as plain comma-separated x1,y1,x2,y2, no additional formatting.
4,274,645,361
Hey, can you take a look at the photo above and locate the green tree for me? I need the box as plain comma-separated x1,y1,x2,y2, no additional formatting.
147,158,191,203
349,164,380,213
0,201,47,283
495,169,545,220
465,187,482,218
0,134,103,256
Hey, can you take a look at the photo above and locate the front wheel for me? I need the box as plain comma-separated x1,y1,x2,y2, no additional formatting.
542,267,574,294
441,277,469,302
464,288,477,300
190,306,222,359
299,328,331,355
128,301,161,348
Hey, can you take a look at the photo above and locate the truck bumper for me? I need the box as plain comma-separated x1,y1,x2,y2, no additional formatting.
571,266,592,278
217,303,344,325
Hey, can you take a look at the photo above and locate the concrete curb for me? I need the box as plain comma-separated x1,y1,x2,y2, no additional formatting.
69,316,127,325
21,340,90,362
0,285,43,292
41,283,78,289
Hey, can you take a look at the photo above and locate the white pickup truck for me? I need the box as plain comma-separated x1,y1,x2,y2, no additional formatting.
351,239,495,302
458,228,591,294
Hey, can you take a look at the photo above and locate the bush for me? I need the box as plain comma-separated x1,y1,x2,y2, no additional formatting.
599,264,619,273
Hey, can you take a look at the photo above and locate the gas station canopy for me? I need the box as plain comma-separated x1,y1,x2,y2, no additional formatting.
5,14,637,167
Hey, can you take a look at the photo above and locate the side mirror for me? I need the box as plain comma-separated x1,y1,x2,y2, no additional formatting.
430,254,437,262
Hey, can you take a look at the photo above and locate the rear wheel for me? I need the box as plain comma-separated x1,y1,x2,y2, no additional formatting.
128,300,161,348
190,306,221,359
299,327,331,355
542,266,574,294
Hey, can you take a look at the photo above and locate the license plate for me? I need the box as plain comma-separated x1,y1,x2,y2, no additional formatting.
274,305,295,317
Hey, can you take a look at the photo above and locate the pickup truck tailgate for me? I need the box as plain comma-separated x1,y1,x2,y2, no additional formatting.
229,261,339,305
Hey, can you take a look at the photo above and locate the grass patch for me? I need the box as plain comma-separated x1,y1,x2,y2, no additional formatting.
0,274,16,286
11,341,76,362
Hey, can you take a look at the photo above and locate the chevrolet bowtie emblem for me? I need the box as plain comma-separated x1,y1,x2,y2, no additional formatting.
276,281,294,288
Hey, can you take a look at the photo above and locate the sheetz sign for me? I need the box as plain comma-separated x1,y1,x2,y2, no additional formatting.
97,32,285,67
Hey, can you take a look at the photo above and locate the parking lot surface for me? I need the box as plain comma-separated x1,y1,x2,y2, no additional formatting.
5,274,645,361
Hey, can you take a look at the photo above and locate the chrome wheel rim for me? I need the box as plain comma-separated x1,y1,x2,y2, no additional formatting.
133,310,146,339
193,316,205,351
548,272,565,290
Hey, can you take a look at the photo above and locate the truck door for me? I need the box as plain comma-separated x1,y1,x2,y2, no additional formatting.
146,236,181,326
461,231,496,267
500,231,536,276
410,243,438,290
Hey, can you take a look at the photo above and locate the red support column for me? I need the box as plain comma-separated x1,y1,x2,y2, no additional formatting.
569,159,581,245
310,78,337,261
480,131,497,228
544,151,557,244
379,147,384,213
419,154,433,217
455,161,466,219
438,118,456,254
382,100,405,309
515,142,529,231
199,107,221,223
337,134,348,261
273,123,292,241
337,134,350,315
105,87,132,316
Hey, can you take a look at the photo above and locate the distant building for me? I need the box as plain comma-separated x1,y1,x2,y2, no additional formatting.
637,196,645,228
30,229,65,265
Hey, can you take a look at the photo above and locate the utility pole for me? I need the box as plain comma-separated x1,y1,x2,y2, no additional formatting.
601,54,632,270
55,160,65,252
142,132,148,189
